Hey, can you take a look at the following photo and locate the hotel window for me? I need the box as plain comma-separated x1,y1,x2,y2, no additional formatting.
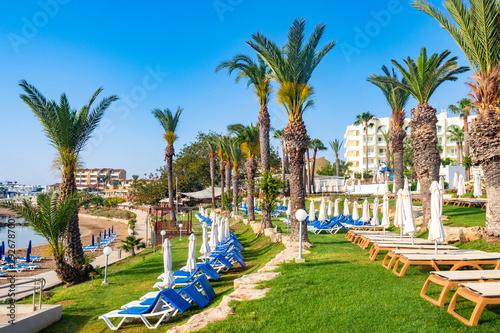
367,148,374,156
405,126,411,135
450,148,457,156
437,126,442,133
378,137,385,145
379,148,386,156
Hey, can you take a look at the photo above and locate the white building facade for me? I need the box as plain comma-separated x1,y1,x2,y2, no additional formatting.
343,110,475,174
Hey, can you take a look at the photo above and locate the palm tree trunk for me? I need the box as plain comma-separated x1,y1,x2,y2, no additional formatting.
306,149,311,194
225,161,231,192
410,103,440,231
365,124,369,173
311,149,317,193
335,154,340,177
232,169,239,218
281,141,286,193
456,142,461,166
258,103,271,172
220,160,225,198
210,155,216,209
60,163,84,266
285,151,289,173
463,115,470,180
469,111,500,241
245,158,257,222
166,150,176,222
283,120,309,243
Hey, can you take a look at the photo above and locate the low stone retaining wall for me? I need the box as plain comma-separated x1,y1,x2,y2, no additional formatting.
78,213,130,225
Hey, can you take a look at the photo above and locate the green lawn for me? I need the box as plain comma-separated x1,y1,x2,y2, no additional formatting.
197,218,500,332
29,223,283,333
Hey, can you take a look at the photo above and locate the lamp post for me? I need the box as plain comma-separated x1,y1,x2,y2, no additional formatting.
102,246,112,285
160,230,166,253
295,209,307,262
179,222,183,240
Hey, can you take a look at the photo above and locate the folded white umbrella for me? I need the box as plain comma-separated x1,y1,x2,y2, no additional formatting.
200,222,211,260
308,201,316,222
381,194,390,228
352,201,359,221
218,216,225,243
210,210,216,222
342,180,348,192
394,189,403,229
416,180,420,192
162,239,175,288
361,199,370,222
454,172,459,189
457,174,466,196
343,199,350,216
474,173,483,198
186,233,197,272
210,219,218,249
357,179,362,193
361,173,364,181
286,204,291,217
440,176,445,193
318,198,327,222
428,181,446,254
371,197,380,226
404,177,409,191
199,206,203,214
392,181,396,193
327,200,333,217
401,189,417,241
283,197,286,207
334,199,340,217
334,182,339,192
224,217,230,240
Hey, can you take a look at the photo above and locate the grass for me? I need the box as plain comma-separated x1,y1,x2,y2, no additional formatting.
21,222,283,333
195,218,500,332
89,208,136,220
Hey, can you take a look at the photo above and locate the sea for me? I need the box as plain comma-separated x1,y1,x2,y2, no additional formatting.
0,216,47,249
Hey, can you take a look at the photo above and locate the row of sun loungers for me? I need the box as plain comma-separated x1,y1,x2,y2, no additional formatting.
83,234,117,252
99,231,246,330
0,256,43,272
346,229,500,326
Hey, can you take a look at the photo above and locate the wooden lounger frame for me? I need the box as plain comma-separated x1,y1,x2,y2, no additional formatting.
391,256,500,277
447,284,500,326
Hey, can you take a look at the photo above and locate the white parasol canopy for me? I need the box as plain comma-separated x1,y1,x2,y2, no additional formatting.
428,181,446,253
371,197,380,226
318,198,327,222
218,216,225,243
327,200,333,217
457,174,466,196
352,201,359,221
401,189,417,236
381,194,390,228
162,239,175,288
186,233,197,272
404,177,409,191
474,173,483,198
210,219,218,249
361,199,370,222
416,180,420,192
224,217,230,240
308,201,316,222
394,189,404,228
343,199,350,216
454,172,459,189
440,176,445,193
334,199,340,217
200,222,211,260
357,179,362,193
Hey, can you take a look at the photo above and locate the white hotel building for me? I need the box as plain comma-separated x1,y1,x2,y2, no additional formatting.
343,110,475,174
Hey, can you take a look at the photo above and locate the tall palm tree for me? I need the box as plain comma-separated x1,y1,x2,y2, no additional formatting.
226,138,242,218
367,66,411,192
219,136,233,192
354,112,379,174
273,129,287,189
329,139,344,177
448,98,475,178
228,123,260,221
216,56,273,228
378,128,392,173
247,18,335,242
132,175,139,181
386,48,468,230
412,0,500,241
216,135,226,196
448,126,465,166
152,107,183,221
19,80,118,276
204,136,219,209
120,235,146,257
309,138,327,193
0,191,91,284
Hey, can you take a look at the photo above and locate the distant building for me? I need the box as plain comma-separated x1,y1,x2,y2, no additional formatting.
306,157,331,175
343,110,475,173
75,168,126,188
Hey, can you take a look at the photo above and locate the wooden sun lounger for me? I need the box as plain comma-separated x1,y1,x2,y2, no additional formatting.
351,225,386,231
448,281,500,326
369,243,458,261
382,249,480,270
358,236,445,250
421,269,500,307
346,230,397,242
391,252,500,277
348,232,410,245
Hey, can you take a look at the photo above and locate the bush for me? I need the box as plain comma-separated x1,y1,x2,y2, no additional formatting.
128,218,136,230
444,181,449,189
103,197,125,208
388,183,393,193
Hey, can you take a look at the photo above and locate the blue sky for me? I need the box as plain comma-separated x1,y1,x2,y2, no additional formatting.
0,0,471,185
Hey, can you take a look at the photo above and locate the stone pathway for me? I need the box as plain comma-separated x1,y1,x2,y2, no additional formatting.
167,240,310,333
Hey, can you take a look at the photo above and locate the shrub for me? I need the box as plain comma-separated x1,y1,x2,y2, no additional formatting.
388,183,393,192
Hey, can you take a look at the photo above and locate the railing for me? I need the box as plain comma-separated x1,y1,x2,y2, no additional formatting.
0,276,45,311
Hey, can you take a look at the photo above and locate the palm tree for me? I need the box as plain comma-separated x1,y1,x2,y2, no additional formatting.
386,47,468,230
152,107,183,221
273,129,287,189
101,174,110,192
228,123,260,221
217,56,273,228
367,66,411,192
120,235,146,257
329,139,344,177
216,134,226,196
448,98,475,178
132,175,139,181
226,138,242,218
378,128,392,174
309,138,327,193
247,18,336,242
0,191,92,284
448,126,465,166
412,0,500,241
354,112,379,174
218,136,233,192
19,80,118,276
340,160,353,176
204,135,219,209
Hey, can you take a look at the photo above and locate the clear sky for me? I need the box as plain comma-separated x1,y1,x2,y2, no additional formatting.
0,0,471,185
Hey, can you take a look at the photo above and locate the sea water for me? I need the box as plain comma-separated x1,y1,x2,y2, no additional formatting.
0,217,47,249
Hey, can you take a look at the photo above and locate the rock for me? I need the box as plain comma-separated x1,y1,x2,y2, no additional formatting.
233,272,281,290
166,305,233,333
444,227,460,243
444,226,485,243
250,222,263,235
463,226,484,242
458,229,467,243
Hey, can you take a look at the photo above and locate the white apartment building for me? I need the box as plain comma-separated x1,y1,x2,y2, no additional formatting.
343,110,475,174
